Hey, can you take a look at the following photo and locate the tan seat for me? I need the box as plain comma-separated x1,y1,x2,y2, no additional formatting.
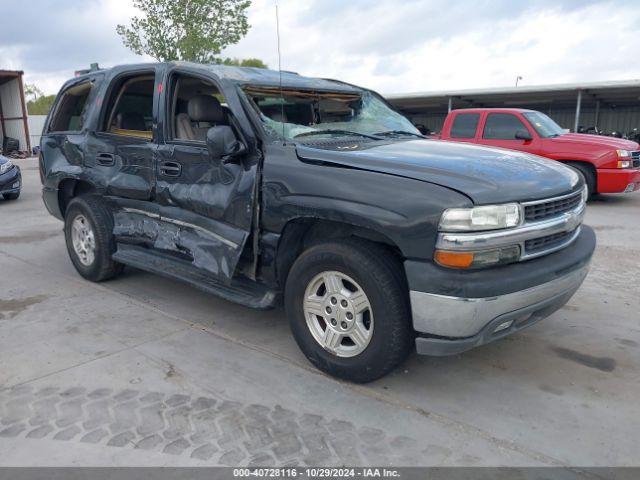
176,95,226,141
176,113,195,140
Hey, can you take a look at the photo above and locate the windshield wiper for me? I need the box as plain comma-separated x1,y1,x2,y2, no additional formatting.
374,130,426,138
294,129,382,140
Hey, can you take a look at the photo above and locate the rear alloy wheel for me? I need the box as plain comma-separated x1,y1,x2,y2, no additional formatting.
70,214,96,266
285,238,413,383
64,195,123,282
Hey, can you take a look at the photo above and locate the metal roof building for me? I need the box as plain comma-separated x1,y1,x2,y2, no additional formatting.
386,79,640,136
0,69,30,152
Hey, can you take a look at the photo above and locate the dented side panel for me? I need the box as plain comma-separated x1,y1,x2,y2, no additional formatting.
113,209,242,278
84,133,156,200
154,145,256,231
260,143,472,262
141,64,263,282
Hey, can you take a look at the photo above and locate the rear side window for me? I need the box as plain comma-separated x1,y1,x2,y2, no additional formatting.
102,74,155,140
48,82,94,132
483,113,527,140
450,113,480,139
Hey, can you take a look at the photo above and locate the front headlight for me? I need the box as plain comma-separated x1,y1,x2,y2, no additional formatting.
439,203,520,232
617,150,634,168
0,160,13,175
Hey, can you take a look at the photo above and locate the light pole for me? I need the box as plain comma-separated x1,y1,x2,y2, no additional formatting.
515,76,523,87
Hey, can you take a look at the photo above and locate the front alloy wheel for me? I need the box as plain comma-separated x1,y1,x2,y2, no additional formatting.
285,238,414,383
303,271,374,358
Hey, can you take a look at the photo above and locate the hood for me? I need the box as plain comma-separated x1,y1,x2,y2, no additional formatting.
550,133,639,151
0,155,10,165
296,140,581,204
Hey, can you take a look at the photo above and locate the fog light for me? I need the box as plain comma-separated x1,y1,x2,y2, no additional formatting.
435,245,521,269
472,245,520,267
624,183,635,193
12,181,20,189
494,320,513,333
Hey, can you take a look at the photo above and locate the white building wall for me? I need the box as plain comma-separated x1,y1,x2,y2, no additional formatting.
28,115,47,148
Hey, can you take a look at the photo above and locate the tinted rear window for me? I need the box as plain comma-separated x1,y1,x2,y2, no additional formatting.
48,82,94,132
450,113,480,139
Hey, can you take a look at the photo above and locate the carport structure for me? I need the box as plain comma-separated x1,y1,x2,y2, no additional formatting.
0,69,30,152
387,79,640,135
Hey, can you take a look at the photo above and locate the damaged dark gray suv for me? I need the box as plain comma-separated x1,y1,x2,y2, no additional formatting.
40,63,595,382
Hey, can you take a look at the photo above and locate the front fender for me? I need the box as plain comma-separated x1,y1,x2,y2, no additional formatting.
261,147,471,260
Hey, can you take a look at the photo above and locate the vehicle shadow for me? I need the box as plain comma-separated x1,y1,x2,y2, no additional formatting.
589,193,636,205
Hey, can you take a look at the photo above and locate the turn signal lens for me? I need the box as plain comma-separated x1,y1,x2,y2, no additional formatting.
618,160,632,169
434,251,474,269
616,149,631,158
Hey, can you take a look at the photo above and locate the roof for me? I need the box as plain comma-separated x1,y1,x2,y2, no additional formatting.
84,62,362,93
199,63,362,92
0,70,24,77
387,79,640,111
0,69,24,86
449,107,537,113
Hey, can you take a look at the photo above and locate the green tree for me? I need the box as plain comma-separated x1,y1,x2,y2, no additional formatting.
27,95,56,116
25,83,44,102
219,57,267,68
116,0,251,63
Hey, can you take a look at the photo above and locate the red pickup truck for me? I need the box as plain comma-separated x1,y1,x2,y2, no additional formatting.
439,108,640,197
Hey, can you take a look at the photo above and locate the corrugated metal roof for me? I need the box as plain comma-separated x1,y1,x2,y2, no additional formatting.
386,79,640,100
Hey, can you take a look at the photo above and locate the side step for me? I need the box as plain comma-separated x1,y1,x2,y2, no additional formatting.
113,244,279,310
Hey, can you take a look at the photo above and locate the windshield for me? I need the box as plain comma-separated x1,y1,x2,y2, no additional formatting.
244,87,420,141
523,111,565,138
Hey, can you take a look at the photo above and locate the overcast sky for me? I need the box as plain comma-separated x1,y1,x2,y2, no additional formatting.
1,0,639,95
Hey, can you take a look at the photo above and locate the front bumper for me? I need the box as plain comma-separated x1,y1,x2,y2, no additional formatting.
0,166,21,194
597,168,640,193
408,225,595,356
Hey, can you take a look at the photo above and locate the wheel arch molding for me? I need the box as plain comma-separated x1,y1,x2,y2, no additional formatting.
267,217,407,289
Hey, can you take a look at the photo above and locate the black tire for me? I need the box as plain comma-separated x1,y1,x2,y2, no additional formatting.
64,195,123,282
566,162,596,199
2,191,20,200
284,238,413,383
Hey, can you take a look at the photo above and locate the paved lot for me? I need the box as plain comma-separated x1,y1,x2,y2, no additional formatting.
0,157,638,467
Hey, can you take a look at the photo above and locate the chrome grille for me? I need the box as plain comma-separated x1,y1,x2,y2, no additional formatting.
524,190,582,222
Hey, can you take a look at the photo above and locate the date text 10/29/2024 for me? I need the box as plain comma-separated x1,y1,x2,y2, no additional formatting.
233,468,401,478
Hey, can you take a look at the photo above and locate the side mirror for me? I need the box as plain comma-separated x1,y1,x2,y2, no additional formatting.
206,126,246,163
515,130,533,141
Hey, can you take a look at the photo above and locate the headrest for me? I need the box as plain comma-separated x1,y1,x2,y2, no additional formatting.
188,95,224,123
120,111,146,131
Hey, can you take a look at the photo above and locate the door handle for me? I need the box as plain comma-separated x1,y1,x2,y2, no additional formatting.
96,152,115,166
160,161,182,177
